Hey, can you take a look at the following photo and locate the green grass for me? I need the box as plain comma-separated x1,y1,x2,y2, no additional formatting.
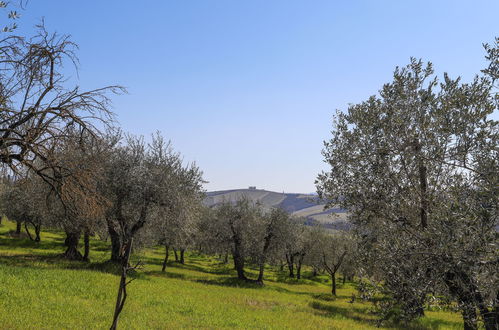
0,220,462,329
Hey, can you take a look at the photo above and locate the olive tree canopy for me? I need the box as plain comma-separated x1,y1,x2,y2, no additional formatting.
317,41,498,329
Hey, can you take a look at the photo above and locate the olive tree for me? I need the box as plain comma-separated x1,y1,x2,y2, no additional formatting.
152,162,204,271
317,41,498,328
253,207,291,284
202,198,262,281
45,132,109,260
104,133,196,329
319,233,355,296
0,175,46,241
282,217,311,279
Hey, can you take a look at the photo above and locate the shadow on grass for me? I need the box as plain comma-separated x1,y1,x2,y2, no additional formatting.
273,271,334,287
154,259,234,276
194,277,263,289
412,317,462,330
311,293,337,302
272,285,315,296
274,273,313,285
145,269,187,280
0,236,63,251
0,253,130,277
310,301,376,324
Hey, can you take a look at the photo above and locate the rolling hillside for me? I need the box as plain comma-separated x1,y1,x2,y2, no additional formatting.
204,188,349,229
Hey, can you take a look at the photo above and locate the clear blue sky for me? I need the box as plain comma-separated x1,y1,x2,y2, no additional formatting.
17,1,499,193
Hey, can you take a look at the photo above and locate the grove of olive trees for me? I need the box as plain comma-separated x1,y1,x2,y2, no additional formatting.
1,2,497,329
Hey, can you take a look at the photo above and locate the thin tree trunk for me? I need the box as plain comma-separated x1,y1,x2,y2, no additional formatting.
180,248,185,264
331,272,337,296
414,140,428,229
223,253,228,264
296,253,304,280
110,238,133,330
34,222,41,242
173,248,179,262
162,245,169,272
286,254,295,278
15,220,22,235
83,230,90,261
24,222,34,241
257,263,265,283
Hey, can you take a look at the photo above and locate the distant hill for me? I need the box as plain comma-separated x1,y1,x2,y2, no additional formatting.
204,188,350,230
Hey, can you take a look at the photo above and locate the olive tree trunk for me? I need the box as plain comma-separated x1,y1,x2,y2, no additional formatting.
83,230,90,261
110,238,133,330
107,221,122,262
63,231,84,260
180,248,185,264
232,242,247,280
162,245,169,272
331,272,337,296
15,220,22,236
286,253,295,278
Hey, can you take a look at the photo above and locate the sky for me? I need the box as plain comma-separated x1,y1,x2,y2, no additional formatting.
14,1,499,193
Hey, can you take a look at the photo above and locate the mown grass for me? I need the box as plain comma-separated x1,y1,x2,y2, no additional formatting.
0,219,462,329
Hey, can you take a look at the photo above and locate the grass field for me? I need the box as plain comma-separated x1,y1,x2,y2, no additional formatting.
0,219,462,329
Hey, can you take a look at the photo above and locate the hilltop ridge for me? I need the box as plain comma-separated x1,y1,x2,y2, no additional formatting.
204,188,349,229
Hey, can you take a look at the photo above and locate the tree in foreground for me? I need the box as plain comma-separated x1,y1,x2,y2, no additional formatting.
0,23,122,186
317,40,498,328
105,133,204,329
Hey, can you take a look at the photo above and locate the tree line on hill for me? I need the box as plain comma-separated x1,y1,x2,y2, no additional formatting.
0,2,497,329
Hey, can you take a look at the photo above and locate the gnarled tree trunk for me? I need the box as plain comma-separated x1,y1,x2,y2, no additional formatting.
107,220,122,262
257,231,274,284
63,231,84,260
444,268,498,330
232,240,247,280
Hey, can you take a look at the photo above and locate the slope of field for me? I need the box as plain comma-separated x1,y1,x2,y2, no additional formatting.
0,220,461,329
204,188,349,229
